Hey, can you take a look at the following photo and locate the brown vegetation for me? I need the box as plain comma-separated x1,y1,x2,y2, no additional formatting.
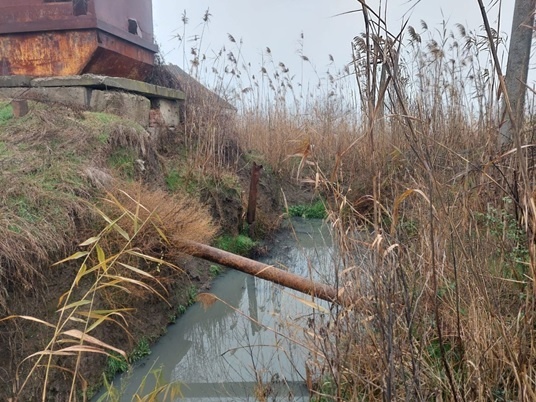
1,3,535,401
172,5,536,401
0,99,232,400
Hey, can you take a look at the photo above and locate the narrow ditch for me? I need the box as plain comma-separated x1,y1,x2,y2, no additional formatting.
99,217,335,401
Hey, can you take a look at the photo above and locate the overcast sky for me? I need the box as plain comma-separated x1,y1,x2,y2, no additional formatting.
152,1,514,80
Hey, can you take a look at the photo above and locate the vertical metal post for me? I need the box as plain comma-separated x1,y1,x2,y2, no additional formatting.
246,162,263,225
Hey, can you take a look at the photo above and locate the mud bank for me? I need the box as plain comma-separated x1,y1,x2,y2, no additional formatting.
0,100,307,400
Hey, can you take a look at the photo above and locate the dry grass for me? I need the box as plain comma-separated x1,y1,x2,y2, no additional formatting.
0,4,532,400
104,182,217,257
297,12,534,402
2,183,216,401
0,103,102,314
0,99,221,400
173,6,536,401
0,102,171,315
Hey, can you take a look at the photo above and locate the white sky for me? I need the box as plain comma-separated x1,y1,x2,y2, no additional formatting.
152,0,515,82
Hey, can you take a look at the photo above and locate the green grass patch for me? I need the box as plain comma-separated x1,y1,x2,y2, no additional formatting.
0,103,13,123
169,285,200,324
90,111,120,125
80,112,120,145
287,200,327,219
7,224,22,234
86,111,144,134
204,172,241,197
209,264,223,277
83,111,147,147
187,285,197,304
475,198,529,279
108,148,137,179
215,234,256,256
104,338,151,381
165,169,182,192
104,353,129,382
7,195,40,223
129,338,151,363
164,168,200,194
97,132,109,144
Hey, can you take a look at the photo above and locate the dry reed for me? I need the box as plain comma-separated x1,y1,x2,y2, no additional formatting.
174,5,536,401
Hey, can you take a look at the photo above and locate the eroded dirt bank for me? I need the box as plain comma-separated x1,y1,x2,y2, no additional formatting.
0,100,306,400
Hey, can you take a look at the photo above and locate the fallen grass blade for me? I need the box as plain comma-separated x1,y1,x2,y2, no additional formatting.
285,292,329,313
62,329,127,359
80,311,130,334
0,315,56,328
390,188,432,235
79,236,101,247
52,251,90,266
101,275,169,304
96,244,107,271
126,250,182,271
56,299,92,313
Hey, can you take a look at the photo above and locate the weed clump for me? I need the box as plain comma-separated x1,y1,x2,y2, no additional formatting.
2,184,216,400
0,102,13,123
215,234,256,256
287,200,326,219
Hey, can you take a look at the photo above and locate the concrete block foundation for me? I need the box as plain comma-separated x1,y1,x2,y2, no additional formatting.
152,98,181,128
0,86,89,108
90,90,150,127
0,74,184,129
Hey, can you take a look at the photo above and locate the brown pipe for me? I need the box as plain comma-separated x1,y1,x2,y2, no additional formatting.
179,240,347,306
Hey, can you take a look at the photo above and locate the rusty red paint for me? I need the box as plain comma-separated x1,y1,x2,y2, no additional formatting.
0,0,157,80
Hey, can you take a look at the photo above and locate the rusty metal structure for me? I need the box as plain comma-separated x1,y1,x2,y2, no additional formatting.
0,0,157,80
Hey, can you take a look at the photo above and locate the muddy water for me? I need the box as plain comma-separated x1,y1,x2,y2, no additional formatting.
112,218,334,401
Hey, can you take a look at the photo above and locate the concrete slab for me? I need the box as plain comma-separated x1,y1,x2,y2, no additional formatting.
90,89,150,127
0,75,32,87
31,75,108,88
0,74,185,128
32,74,185,100
154,98,181,127
0,86,89,107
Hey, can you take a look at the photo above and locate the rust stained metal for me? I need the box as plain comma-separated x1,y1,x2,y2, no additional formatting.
0,2,77,27
81,30,155,79
0,0,157,80
1,30,97,76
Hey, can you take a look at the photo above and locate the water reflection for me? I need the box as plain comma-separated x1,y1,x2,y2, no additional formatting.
114,218,334,401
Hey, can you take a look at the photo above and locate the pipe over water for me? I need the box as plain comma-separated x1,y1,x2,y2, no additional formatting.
178,240,349,307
